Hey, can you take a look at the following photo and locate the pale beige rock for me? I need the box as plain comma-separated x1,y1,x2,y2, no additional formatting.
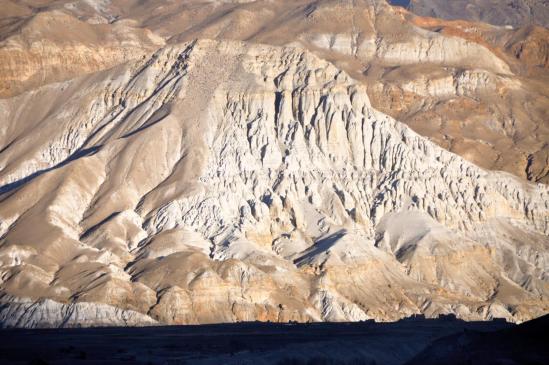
0,39,547,327
0,1,548,328
1,0,547,181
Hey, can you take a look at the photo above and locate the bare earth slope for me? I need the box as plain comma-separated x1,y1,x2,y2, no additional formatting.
408,0,549,28
2,0,547,182
0,1,548,327
0,6,164,98
1,39,547,327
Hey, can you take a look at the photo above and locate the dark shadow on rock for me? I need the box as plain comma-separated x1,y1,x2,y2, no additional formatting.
293,229,347,265
0,146,101,196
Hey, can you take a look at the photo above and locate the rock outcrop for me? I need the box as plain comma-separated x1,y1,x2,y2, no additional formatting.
1,0,547,183
0,296,157,328
0,39,547,327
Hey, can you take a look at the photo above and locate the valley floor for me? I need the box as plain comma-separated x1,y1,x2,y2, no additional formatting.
0,316,537,365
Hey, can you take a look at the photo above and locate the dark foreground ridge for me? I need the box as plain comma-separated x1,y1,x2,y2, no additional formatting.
0,315,547,365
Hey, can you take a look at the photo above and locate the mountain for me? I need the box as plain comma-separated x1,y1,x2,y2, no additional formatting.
3,0,548,182
0,0,547,327
408,0,549,28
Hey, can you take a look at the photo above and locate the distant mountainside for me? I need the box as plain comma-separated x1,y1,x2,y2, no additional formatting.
2,0,548,183
409,0,549,28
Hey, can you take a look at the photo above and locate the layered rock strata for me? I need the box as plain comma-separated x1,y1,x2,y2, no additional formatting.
0,40,547,327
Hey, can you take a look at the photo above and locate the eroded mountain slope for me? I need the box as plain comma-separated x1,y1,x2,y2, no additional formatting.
1,0,548,182
408,0,549,28
0,40,547,327
0,5,164,97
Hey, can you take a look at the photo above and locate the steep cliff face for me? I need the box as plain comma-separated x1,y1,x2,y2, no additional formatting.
0,40,547,327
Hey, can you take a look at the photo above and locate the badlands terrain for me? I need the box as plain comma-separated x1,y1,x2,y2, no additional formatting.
0,0,548,328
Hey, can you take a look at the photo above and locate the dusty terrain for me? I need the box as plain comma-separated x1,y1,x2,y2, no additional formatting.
408,0,549,28
0,316,515,364
0,1,547,327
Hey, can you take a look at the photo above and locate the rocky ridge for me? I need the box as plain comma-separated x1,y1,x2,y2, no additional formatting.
2,0,548,182
0,8,164,97
0,39,547,327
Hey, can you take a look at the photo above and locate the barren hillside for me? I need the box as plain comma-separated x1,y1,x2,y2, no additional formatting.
0,0,547,327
